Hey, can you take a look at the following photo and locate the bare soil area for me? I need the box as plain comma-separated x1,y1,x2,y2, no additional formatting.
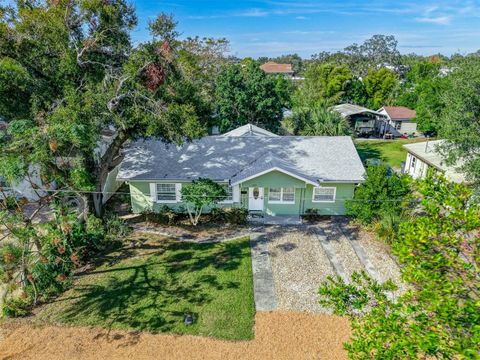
131,220,250,243
0,311,351,360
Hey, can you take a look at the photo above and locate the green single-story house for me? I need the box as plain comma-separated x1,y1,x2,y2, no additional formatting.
117,124,365,217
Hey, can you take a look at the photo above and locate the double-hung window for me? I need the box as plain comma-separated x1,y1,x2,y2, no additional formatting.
312,187,336,202
268,187,295,204
221,185,233,203
156,183,177,202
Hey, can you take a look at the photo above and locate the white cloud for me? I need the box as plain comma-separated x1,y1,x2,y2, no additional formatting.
295,16,308,20
415,16,451,25
236,8,269,17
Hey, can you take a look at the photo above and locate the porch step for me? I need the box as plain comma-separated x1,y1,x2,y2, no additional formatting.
248,210,265,218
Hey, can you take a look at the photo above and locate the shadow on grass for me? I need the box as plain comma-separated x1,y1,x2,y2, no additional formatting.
355,143,383,163
53,239,250,336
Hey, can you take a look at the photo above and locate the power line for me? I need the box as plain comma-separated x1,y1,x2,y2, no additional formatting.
0,186,425,203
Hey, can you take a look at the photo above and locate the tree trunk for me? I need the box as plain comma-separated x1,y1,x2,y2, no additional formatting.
89,131,127,218
92,191,104,218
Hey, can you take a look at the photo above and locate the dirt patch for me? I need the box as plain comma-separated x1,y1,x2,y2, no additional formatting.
0,312,350,360
131,221,249,243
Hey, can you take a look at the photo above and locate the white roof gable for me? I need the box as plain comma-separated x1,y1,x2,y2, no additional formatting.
222,124,279,137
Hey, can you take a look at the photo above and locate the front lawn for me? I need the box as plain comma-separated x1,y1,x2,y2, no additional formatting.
37,235,255,340
355,138,427,169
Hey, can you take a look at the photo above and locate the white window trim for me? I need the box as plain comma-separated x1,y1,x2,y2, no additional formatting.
219,184,234,204
268,187,295,204
312,186,336,203
150,183,180,203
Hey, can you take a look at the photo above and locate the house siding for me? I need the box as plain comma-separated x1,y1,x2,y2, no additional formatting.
128,181,239,214
128,171,358,216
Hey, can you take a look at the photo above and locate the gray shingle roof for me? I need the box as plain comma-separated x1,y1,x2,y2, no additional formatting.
403,140,466,183
118,136,365,184
333,104,382,118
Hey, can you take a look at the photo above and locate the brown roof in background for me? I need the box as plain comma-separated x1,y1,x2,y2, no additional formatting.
260,61,294,74
382,106,416,120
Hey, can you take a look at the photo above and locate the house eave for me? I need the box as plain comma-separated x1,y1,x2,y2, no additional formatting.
231,167,319,187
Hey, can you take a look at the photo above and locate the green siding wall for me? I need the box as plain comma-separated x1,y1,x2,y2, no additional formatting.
128,177,357,216
249,183,355,216
303,183,355,215
128,181,237,214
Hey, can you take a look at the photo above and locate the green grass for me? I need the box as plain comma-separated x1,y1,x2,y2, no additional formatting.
37,236,255,340
355,138,427,169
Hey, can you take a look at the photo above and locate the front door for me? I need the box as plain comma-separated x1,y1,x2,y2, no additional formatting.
248,187,264,211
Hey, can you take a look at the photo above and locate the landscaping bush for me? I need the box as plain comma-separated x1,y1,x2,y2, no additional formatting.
346,164,411,225
143,205,181,225
223,207,248,225
104,213,131,240
210,207,227,222
2,296,32,317
303,208,321,222
0,195,17,210
372,209,406,244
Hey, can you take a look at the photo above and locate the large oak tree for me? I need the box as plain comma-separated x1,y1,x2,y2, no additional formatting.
0,1,208,216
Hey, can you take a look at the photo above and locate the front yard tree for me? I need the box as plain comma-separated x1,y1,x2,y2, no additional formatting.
346,164,411,224
320,175,480,358
436,56,480,188
181,179,227,226
0,2,207,217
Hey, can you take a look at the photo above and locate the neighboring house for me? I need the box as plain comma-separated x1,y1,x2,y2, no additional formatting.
0,165,51,201
117,125,366,217
403,140,465,183
260,61,294,77
0,124,121,203
0,122,51,201
333,104,384,137
377,106,417,137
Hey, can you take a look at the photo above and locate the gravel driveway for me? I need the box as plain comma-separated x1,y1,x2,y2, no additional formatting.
266,218,406,313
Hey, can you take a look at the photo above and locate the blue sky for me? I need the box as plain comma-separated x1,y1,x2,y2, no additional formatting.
133,1,480,58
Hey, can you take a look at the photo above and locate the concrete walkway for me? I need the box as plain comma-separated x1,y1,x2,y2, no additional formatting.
334,223,381,282
249,215,302,226
250,232,277,311
312,227,349,283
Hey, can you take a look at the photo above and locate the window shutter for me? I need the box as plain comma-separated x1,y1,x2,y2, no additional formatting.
149,183,157,202
175,183,182,202
233,185,240,203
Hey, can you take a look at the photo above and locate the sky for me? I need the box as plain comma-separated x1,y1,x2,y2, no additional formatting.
132,1,480,58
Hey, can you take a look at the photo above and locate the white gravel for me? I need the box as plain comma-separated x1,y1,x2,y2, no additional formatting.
339,220,409,296
266,226,335,313
264,219,407,313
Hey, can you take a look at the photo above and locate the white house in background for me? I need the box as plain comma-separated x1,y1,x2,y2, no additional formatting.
0,124,122,203
377,106,417,137
0,165,51,201
403,140,465,183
